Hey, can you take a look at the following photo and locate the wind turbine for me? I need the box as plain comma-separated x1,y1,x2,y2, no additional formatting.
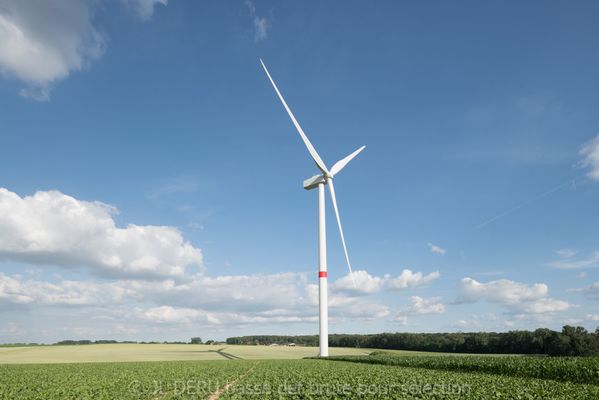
260,59,365,357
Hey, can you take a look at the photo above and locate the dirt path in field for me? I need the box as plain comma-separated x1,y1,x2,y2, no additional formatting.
207,365,255,400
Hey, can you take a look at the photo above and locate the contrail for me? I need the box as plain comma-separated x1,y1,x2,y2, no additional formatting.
474,175,582,230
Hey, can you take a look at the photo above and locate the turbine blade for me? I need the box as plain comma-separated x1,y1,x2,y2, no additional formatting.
327,178,356,287
330,145,366,177
259,59,330,175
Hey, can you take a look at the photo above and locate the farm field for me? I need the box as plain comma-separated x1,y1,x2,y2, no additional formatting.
0,343,371,364
222,359,599,399
324,351,599,385
1,346,598,399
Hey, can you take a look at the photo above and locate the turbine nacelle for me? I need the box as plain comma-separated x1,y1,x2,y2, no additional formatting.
304,145,366,190
303,174,326,191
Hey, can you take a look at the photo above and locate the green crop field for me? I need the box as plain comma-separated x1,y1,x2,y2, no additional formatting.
1,345,598,399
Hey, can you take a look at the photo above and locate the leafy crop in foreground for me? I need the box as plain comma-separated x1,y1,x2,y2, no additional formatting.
221,359,599,399
1,357,598,399
0,360,252,399
323,351,599,385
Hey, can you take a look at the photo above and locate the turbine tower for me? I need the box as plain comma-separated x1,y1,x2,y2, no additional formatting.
260,59,365,357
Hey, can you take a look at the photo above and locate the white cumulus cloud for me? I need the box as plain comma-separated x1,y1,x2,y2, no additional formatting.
138,305,322,326
386,269,440,291
141,305,220,324
331,269,440,294
0,272,131,306
2,266,582,338
0,269,391,326
517,298,571,314
457,277,571,315
403,296,445,315
331,270,385,294
458,277,547,304
0,0,167,100
0,0,105,100
394,296,445,325
0,188,203,278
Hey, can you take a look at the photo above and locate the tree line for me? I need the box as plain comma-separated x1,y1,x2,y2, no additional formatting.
52,340,188,345
226,326,599,356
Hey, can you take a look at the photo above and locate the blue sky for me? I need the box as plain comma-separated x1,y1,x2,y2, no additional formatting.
1,0,599,342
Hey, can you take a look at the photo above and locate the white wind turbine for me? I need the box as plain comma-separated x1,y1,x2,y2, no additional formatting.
260,59,365,357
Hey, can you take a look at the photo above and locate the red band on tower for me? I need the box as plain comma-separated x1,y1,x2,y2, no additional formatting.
319,271,327,278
